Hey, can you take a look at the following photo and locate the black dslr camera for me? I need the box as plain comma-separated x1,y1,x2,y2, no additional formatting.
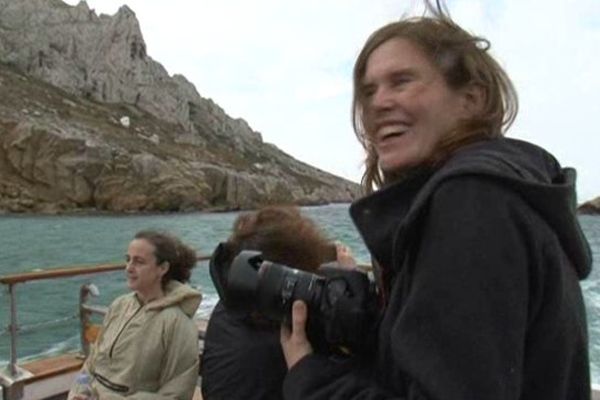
209,243,377,353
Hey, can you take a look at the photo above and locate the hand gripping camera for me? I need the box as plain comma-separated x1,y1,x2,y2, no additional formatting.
209,243,378,353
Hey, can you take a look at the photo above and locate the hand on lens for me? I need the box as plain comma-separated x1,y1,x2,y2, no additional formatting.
335,242,358,270
280,300,313,369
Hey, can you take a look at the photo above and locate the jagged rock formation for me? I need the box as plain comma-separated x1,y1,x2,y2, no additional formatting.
0,0,360,213
578,196,600,215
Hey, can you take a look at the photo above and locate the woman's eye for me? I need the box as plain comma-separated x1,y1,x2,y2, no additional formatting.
126,257,144,266
359,82,377,98
390,73,412,88
391,77,409,87
362,87,375,99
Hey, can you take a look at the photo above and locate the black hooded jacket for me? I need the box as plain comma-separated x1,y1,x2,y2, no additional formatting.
283,138,592,400
201,301,286,400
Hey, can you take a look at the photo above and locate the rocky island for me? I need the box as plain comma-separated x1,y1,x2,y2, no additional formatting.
578,196,600,215
0,0,360,213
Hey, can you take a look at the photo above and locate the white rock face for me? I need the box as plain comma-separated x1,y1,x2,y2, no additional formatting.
0,0,261,142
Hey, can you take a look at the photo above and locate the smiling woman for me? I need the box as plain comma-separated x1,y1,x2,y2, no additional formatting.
352,8,517,191
279,1,593,399
68,230,202,400
359,37,481,174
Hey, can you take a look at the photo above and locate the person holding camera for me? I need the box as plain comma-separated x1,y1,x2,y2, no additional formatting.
68,230,202,400
280,1,592,399
201,206,366,400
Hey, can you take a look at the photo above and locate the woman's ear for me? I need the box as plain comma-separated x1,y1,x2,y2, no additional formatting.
460,83,485,118
159,261,170,277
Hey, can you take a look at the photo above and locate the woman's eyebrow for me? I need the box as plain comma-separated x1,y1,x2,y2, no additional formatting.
359,81,376,94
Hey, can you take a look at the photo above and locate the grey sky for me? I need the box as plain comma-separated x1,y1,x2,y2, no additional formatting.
64,0,600,202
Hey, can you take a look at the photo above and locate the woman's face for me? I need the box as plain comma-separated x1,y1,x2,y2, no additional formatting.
126,239,166,296
361,37,472,173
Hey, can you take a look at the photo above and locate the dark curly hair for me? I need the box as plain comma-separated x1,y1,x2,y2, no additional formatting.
134,230,197,286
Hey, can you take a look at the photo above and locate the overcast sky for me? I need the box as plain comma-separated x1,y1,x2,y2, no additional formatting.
64,0,600,202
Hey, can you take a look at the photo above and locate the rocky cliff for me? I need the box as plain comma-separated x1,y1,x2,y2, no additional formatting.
578,196,600,215
0,0,360,213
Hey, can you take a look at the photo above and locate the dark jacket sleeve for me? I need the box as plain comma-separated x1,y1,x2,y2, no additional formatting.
202,303,287,400
283,176,536,399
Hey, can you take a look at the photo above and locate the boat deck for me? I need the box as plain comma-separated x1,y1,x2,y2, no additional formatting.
21,355,83,382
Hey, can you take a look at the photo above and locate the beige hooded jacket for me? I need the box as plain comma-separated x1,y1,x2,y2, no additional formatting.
68,281,202,400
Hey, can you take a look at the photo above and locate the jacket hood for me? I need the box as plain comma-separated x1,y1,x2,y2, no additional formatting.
147,280,202,317
351,137,592,280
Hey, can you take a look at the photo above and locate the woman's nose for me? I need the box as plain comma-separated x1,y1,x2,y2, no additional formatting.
371,87,395,110
366,88,396,131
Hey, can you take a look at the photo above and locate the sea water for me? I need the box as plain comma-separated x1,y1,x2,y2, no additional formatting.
0,204,598,385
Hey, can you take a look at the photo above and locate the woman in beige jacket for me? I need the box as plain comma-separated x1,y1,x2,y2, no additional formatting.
68,230,202,400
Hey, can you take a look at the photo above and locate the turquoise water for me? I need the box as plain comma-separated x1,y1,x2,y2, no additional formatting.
0,205,598,385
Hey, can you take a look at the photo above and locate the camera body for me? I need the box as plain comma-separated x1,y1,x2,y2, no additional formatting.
210,247,377,352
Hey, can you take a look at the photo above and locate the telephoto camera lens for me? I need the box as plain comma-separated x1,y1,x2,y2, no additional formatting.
256,261,325,322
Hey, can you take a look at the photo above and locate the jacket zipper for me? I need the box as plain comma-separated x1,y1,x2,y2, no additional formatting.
109,303,143,358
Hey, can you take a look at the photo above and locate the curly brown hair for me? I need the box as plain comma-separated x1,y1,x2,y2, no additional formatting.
226,206,335,272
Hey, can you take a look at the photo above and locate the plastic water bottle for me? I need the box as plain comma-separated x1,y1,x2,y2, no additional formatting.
72,372,96,399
